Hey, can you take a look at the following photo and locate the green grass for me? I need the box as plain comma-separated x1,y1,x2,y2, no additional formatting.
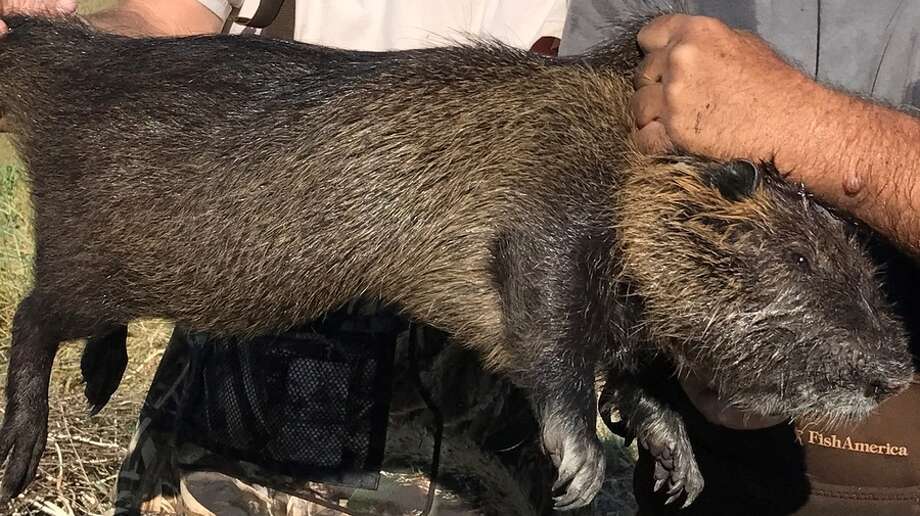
0,137,31,338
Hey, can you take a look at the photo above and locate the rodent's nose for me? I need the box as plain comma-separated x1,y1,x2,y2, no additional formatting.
865,378,904,403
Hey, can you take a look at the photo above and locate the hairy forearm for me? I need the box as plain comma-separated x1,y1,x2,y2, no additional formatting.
85,0,222,37
774,83,920,253
84,5,163,36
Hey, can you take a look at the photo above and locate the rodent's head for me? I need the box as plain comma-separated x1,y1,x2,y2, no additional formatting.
616,156,914,427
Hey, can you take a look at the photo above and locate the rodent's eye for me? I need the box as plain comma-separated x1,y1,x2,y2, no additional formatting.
790,252,812,273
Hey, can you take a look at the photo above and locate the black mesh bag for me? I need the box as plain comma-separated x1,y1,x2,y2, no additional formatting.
173,302,404,490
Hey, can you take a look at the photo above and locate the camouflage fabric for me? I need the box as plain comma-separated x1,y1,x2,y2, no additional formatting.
111,300,566,516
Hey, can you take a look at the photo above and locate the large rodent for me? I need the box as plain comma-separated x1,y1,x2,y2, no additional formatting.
0,15,912,511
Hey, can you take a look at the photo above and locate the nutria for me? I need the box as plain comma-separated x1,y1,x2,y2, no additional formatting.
0,15,912,510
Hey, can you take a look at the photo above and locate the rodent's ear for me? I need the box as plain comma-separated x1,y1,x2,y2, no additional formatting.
704,160,761,201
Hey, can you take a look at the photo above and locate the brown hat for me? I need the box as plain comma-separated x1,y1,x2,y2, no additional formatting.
634,378,920,515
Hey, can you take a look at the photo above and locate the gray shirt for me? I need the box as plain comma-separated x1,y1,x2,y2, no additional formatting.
560,0,920,109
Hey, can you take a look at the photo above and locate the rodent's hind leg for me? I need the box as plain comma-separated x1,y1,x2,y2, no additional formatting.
81,324,129,416
0,293,59,503
0,291,115,503
600,369,703,508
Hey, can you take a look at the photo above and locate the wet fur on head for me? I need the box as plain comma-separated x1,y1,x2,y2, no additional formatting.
615,154,913,426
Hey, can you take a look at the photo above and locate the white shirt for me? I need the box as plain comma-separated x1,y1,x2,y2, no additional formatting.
198,0,567,51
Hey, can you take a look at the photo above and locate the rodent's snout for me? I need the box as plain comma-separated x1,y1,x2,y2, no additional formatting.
855,335,915,404
838,340,913,402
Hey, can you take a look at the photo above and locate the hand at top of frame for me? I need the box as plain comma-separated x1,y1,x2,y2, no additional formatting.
0,0,76,33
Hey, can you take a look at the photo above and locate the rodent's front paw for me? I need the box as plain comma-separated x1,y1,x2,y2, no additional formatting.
0,405,48,504
638,423,703,507
542,418,606,511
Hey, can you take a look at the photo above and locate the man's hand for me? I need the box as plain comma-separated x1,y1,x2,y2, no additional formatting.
631,14,821,164
631,13,920,255
0,0,76,33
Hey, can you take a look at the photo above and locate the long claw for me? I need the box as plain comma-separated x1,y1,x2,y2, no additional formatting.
667,480,683,496
665,491,682,505
87,402,104,417
553,480,583,510
552,466,576,493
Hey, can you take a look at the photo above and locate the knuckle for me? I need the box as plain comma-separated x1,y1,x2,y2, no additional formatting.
637,16,667,47
636,23,653,46
639,14,682,49
685,15,727,34
635,52,658,80
662,80,684,107
668,42,699,69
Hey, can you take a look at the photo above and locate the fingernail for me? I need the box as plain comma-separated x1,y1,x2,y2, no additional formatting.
0,20,7,35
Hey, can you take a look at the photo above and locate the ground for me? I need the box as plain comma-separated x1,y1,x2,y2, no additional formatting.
0,7,639,513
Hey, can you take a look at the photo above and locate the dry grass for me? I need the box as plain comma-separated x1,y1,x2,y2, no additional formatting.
0,324,171,516
0,3,638,511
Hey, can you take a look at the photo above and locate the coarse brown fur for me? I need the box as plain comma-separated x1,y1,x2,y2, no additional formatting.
0,14,913,511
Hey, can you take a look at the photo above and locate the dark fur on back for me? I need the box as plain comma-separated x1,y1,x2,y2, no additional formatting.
0,14,912,508
2,17,629,349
